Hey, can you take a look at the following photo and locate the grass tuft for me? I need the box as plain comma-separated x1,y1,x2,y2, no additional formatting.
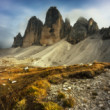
63,97,75,108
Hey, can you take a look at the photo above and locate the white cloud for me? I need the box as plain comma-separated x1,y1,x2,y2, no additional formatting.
63,1,110,28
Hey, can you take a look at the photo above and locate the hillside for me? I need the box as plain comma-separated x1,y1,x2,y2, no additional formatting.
0,62,110,110
0,34,110,67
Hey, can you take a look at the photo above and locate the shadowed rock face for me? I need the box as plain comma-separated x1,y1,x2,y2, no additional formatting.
22,16,43,47
67,17,88,44
100,27,110,40
63,18,72,38
12,33,23,48
40,7,64,46
67,17,99,44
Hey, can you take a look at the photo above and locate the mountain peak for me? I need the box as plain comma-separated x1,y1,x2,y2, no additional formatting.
22,16,43,47
40,6,64,46
12,32,23,47
12,7,101,48
45,6,62,27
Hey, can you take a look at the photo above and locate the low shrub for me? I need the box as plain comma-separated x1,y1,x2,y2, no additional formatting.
48,74,63,84
63,97,75,108
27,85,47,99
42,101,63,110
34,79,50,90
57,91,66,101
13,99,26,110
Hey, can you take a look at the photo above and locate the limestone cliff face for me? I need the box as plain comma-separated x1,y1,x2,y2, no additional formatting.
88,18,99,35
12,7,101,48
40,7,64,46
63,18,72,38
67,17,88,44
22,16,43,47
12,33,23,47
67,17,99,44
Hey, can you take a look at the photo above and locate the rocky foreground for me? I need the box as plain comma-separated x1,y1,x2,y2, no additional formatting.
47,69,110,110
0,62,110,110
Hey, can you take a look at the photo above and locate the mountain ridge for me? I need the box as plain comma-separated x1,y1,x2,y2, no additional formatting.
12,6,104,48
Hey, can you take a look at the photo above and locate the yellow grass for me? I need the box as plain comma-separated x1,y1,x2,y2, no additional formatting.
0,62,110,109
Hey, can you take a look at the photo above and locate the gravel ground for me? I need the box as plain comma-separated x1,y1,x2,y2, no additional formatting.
47,69,110,110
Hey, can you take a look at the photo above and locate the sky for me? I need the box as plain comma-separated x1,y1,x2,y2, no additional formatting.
0,0,110,48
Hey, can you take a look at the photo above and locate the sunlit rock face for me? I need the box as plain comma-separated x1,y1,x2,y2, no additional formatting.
40,7,64,46
22,16,43,47
12,33,23,48
88,18,99,35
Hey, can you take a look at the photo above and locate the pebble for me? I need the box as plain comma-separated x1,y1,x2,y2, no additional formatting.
2,83,6,86
46,69,110,110
108,100,110,105
68,87,71,89
98,104,104,107
63,88,68,91
12,80,17,83
108,91,110,94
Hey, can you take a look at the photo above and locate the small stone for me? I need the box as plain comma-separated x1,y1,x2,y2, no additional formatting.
88,63,92,66
63,85,66,88
68,87,71,89
2,83,6,86
108,100,110,105
24,66,29,72
108,91,110,94
80,63,83,65
63,88,68,91
99,104,104,107
92,92,98,96
12,80,17,83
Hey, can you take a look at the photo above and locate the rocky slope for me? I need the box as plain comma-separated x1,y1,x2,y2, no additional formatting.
12,6,100,47
47,69,110,110
1,34,110,67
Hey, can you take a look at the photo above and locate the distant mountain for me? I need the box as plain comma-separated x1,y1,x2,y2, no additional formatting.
12,6,109,48
12,33,23,47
